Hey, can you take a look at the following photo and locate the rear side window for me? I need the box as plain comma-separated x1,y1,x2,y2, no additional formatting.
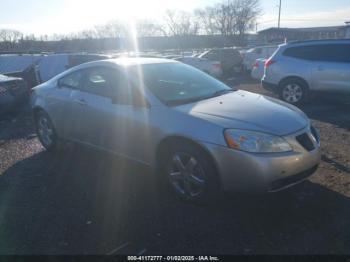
283,46,320,60
321,44,350,63
283,44,350,63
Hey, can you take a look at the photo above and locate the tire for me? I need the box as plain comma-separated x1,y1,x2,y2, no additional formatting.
161,142,220,203
34,110,60,152
279,78,309,105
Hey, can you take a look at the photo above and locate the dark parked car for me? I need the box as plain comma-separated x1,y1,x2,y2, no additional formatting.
0,74,29,112
199,48,243,75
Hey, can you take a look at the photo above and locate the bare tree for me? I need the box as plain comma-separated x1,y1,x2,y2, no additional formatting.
211,1,239,36
195,0,260,38
163,9,200,36
94,21,126,38
234,0,261,38
74,29,98,39
0,29,23,49
194,7,219,35
135,20,166,37
0,0,261,52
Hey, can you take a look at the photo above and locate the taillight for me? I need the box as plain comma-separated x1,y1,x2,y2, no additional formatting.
265,59,276,68
253,61,259,68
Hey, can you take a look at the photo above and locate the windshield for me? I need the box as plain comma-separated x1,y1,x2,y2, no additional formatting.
132,62,234,106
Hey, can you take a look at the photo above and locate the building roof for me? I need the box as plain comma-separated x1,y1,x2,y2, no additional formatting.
259,25,350,34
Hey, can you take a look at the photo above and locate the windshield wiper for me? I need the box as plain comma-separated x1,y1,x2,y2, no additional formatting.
165,89,236,106
166,97,207,106
211,89,235,98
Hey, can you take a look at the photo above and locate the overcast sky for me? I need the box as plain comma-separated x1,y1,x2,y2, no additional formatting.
0,0,349,35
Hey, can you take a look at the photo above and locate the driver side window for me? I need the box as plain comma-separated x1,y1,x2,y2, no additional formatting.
58,71,83,89
83,67,132,104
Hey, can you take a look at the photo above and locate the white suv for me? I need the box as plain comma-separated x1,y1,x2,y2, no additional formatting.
262,40,350,104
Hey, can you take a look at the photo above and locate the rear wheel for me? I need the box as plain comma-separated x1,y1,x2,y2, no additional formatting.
279,79,309,105
162,143,220,203
35,111,59,151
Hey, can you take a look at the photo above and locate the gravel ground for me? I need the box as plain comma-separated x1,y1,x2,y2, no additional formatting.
0,78,350,255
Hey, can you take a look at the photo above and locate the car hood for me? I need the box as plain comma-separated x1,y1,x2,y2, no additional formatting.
175,90,309,136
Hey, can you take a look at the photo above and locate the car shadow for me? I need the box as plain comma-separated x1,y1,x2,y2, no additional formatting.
0,103,36,142
224,75,260,86
1,148,350,255
299,95,350,131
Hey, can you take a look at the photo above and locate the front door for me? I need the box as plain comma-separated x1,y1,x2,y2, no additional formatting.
77,66,152,163
52,69,86,142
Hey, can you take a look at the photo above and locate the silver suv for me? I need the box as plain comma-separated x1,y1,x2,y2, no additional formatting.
262,39,350,104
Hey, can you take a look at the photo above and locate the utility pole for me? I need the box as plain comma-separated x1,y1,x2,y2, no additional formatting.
278,0,282,28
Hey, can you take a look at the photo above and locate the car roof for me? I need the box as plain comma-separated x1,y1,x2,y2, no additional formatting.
251,45,277,49
106,57,177,66
49,57,179,83
72,57,177,70
285,39,350,47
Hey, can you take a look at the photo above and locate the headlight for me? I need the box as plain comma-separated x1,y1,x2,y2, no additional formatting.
224,129,292,153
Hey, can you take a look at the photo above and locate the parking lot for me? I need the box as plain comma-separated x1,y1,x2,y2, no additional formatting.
0,76,350,255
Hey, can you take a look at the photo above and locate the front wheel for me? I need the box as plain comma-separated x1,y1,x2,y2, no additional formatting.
35,111,59,151
163,143,220,203
279,79,309,105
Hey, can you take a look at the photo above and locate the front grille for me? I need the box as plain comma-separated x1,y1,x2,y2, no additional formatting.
269,165,318,192
296,133,315,151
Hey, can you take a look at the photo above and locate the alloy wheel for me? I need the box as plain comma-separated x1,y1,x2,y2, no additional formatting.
282,84,303,103
167,152,206,199
37,114,54,148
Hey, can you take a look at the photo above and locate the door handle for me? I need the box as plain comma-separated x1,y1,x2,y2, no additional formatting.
74,98,87,106
318,66,324,71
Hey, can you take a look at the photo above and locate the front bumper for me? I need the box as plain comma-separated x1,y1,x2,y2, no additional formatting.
201,127,321,193
262,80,279,93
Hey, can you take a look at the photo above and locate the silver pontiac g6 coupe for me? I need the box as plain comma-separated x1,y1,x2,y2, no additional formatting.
31,58,321,202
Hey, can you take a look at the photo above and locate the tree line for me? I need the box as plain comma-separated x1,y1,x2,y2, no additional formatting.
0,0,260,50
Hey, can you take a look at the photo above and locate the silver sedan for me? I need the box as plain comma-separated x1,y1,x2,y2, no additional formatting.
31,58,321,202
